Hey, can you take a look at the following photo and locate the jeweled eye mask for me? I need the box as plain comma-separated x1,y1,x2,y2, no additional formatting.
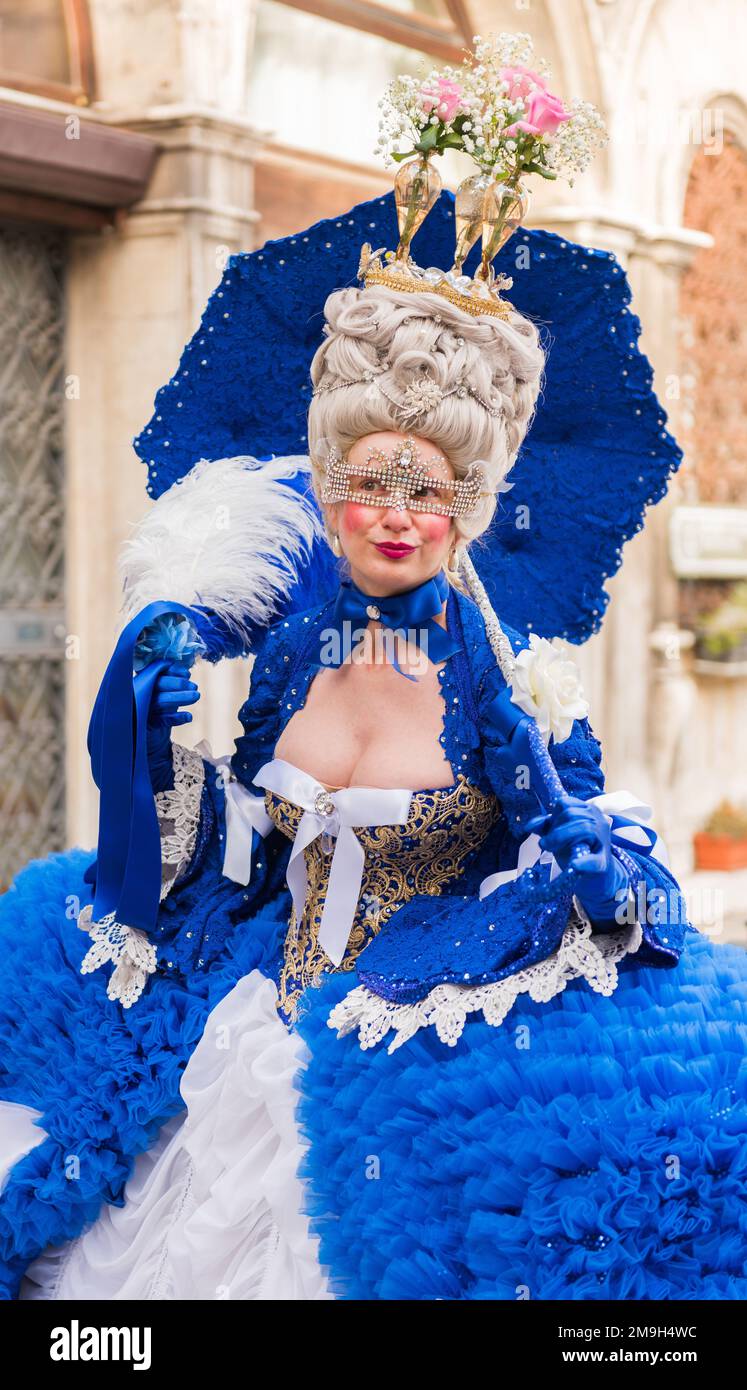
320,436,486,518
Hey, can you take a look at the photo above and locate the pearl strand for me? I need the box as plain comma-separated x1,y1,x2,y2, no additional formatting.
459,551,516,685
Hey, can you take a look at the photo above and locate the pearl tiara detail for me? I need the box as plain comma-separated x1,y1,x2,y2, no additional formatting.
312,360,501,426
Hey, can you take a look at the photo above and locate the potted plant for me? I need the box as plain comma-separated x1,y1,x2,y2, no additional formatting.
694,582,747,664
694,800,747,871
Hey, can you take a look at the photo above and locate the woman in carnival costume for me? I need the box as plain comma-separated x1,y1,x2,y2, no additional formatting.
1,36,746,1301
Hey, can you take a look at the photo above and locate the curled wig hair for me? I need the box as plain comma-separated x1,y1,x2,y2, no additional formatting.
307,284,546,565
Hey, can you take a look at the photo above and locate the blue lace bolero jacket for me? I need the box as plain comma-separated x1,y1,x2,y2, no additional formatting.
150,584,691,997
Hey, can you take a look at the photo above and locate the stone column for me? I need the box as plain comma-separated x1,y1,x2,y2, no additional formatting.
65,108,265,848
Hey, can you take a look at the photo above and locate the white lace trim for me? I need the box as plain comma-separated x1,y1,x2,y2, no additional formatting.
153,742,205,897
327,899,644,1054
78,905,158,1008
78,743,205,1007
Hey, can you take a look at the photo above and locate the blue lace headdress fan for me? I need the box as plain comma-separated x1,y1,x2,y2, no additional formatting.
88,43,684,948
125,189,681,652
124,24,682,651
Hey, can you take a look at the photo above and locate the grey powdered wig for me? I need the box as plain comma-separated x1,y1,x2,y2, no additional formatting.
307,283,546,550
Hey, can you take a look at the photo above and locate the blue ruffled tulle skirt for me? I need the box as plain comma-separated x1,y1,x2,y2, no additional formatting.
293,927,747,1300
1,847,746,1300
0,846,284,1298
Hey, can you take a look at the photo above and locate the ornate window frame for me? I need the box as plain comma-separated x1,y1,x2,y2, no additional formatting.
0,0,95,107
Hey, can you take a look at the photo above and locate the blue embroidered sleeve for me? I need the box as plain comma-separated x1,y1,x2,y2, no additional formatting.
230,623,286,788
473,622,688,965
473,619,604,827
353,616,689,1017
147,623,295,979
157,620,281,890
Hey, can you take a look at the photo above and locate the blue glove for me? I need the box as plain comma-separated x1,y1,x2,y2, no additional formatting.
137,661,201,794
525,794,630,926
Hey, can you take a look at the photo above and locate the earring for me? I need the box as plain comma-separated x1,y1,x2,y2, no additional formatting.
331,532,343,557
446,544,460,575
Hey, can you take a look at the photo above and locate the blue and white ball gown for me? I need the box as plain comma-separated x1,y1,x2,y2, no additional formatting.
2,584,746,1300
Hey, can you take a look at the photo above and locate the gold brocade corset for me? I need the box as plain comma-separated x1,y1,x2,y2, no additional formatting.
264,771,502,1021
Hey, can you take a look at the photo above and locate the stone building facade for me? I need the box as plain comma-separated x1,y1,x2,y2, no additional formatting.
0,1,745,929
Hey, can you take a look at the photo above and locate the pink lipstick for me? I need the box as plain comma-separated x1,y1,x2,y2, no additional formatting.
375,543,415,558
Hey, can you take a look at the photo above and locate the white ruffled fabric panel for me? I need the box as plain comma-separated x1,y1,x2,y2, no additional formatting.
19,971,331,1301
0,1100,47,1195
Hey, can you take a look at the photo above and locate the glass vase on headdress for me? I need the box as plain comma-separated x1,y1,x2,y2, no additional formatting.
393,155,442,262
476,177,531,282
452,171,492,275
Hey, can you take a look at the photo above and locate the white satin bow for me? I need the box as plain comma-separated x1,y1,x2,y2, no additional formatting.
252,758,413,967
478,788,668,900
193,740,274,886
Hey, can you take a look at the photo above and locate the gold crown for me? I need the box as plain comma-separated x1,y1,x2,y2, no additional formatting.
358,243,515,323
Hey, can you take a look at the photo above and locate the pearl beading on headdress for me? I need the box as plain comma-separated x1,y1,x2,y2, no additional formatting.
319,436,487,518
312,367,500,425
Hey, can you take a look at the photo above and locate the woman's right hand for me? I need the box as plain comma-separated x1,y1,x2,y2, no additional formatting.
140,661,201,792
148,661,201,730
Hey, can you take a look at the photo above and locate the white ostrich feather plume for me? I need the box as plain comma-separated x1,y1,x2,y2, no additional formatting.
119,455,324,644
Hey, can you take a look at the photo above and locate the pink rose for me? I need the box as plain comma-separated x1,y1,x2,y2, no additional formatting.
419,76,465,123
506,87,572,138
499,64,548,103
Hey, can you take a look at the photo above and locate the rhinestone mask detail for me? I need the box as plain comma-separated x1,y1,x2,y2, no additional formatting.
320,436,486,518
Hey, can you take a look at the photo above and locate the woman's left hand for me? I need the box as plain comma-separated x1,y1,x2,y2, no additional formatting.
525,795,631,923
525,794,612,876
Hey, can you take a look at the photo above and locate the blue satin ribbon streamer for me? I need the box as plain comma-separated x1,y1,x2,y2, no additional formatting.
86,599,200,935
322,569,461,681
607,814,658,856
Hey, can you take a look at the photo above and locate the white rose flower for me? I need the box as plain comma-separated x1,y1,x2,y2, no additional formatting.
509,633,589,743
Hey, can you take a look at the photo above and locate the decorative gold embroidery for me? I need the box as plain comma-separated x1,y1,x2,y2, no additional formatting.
264,773,502,1021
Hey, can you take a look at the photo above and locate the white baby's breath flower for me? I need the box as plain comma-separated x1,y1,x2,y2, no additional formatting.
374,32,606,178
509,634,589,744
